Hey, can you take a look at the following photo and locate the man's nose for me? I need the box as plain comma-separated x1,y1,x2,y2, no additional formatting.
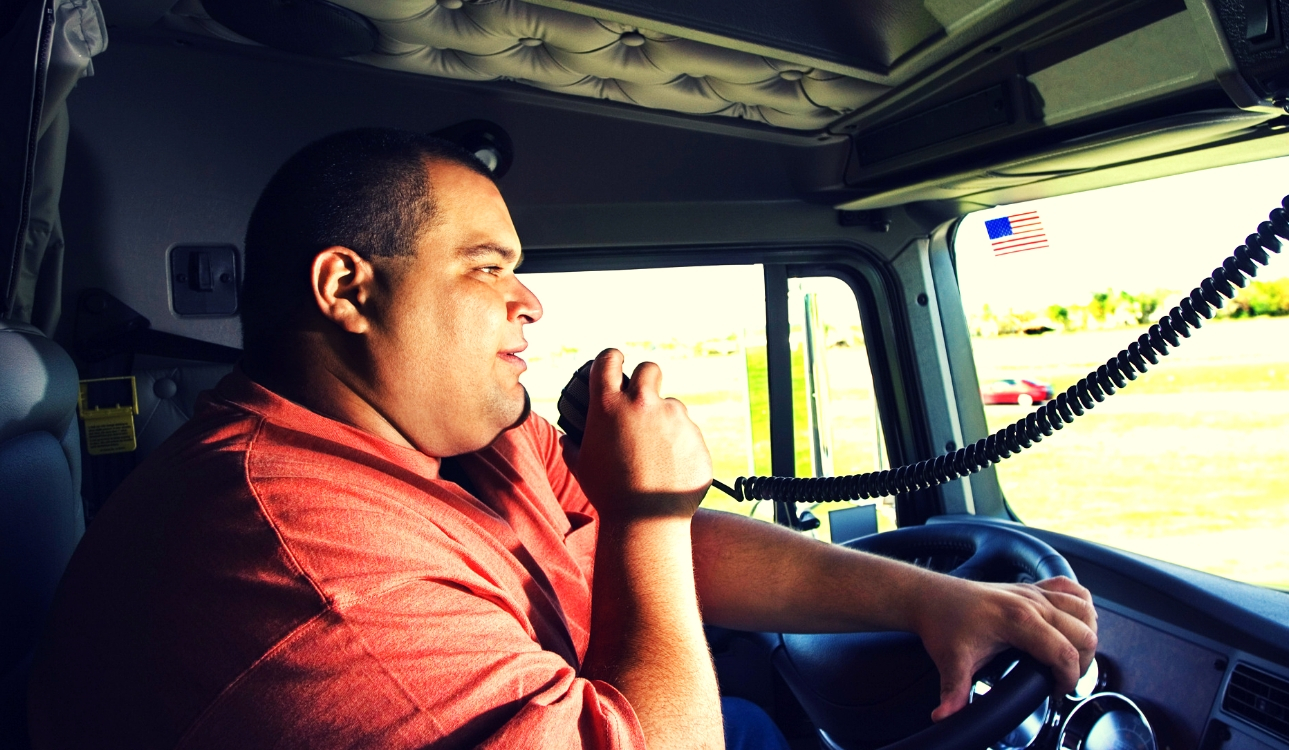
508,277,543,324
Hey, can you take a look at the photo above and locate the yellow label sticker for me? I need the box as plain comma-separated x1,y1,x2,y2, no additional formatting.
78,376,140,455
83,409,138,455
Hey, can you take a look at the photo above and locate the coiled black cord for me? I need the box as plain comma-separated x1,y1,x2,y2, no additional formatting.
717,195,1288,504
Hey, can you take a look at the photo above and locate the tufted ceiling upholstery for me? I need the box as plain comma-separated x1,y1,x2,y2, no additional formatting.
169,0,892,130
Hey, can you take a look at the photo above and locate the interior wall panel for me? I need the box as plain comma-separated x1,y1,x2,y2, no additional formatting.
57,31,843,348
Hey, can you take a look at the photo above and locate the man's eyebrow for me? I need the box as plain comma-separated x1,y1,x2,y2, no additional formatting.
458,243,523,267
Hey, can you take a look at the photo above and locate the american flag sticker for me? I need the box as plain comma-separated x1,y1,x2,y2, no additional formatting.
984,211,1048,256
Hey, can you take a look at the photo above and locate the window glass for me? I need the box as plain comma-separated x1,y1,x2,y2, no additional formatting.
787,277,894,543
953,156,1289,590
518,265,774,521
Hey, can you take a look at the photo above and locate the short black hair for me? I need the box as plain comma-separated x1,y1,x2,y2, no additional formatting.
240,128,494,355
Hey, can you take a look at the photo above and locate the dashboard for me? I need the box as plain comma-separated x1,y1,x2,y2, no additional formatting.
1028,527,1289,750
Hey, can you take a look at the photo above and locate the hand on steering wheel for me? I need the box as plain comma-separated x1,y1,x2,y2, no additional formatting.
914,573,1097,721
773,521,1095,750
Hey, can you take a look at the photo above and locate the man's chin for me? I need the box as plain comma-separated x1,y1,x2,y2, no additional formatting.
441,390,532,458
467,389,531,454
506,387,532,431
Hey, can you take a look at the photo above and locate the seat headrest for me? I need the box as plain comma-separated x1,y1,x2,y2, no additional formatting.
0,323,79,445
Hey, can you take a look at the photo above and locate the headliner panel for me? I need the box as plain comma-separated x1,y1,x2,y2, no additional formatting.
167,0,895,130
527,0,945,73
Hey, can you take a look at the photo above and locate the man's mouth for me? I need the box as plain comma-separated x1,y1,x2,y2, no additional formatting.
499,344,528,371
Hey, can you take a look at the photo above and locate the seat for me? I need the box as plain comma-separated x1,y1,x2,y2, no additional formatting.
0,322,85,749
132,356,234,459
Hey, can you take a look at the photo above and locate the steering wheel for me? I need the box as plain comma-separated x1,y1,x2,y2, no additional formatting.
769,521,1075,750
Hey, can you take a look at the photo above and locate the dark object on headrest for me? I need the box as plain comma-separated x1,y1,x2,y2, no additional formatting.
203,0,378,58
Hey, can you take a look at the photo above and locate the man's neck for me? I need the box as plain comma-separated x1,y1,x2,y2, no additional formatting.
242,338,418,451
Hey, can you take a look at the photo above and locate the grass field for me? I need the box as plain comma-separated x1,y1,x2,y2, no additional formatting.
975,317,1289,590
527,316,1289,591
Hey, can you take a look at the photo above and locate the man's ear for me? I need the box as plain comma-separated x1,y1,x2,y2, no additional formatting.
311,246,375,334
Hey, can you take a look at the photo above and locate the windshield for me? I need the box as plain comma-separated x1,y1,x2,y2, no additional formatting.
954,156,1289,591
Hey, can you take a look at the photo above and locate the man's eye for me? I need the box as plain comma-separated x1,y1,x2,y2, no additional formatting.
478,266,503,276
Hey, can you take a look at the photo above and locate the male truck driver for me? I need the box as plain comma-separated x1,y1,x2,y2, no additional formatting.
28,129,1096,750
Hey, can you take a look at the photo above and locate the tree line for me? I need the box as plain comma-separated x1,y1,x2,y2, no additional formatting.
972,278,1289,336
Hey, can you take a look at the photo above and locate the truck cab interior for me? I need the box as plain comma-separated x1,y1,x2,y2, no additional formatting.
3,0,1288,748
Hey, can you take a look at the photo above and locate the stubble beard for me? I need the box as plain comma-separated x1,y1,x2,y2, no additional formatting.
507,387,532,431
471,384,531,456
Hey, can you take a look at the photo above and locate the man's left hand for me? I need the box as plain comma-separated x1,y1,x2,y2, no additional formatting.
913,575,1097,721
690,512,1098,724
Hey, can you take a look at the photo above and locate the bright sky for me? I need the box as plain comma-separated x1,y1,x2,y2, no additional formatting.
517,268,864,359
955,155,1289,315
517,154,1289,355
518,265,768,358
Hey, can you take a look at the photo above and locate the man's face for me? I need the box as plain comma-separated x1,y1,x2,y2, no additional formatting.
365,160,541,457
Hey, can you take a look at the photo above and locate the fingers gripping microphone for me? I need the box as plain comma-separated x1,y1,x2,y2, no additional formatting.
556,358,740,498
556,359,627,446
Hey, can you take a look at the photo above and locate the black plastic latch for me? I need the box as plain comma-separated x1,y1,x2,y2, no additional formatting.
1246,0,1277,46
169,244,239,316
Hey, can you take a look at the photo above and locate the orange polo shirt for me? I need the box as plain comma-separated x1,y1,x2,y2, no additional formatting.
29,369,645,749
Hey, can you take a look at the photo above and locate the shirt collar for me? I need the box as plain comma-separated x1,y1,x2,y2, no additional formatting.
210,365,443,478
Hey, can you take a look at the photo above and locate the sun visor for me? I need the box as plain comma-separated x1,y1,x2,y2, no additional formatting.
990,109,1275,176
837,108,1278,211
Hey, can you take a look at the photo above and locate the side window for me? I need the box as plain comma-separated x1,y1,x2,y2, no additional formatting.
519,266,893,537
952,157,1289,590
519,265,775,521
788,277,893,543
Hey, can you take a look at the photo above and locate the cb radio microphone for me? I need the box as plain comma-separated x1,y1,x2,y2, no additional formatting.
555,358,739,498
556,359,628,446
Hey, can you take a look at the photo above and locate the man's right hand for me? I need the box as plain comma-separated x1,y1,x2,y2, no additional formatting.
574,348,713,523
577,349,725,749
